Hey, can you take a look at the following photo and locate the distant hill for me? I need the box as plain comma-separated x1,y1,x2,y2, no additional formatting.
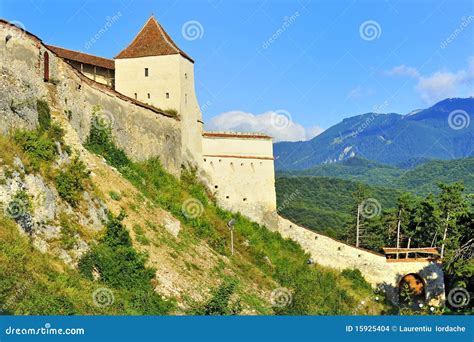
279,157,474,195
274,98,474,170
275,176,402,238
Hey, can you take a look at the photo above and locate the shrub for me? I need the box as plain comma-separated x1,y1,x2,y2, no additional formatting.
108,191,122,201
79,211,173,314
55,156,90,207
85,110,130,169
191,277,242,315
59,214,78,250
14,101,68,170
37,99,51,131
13,130,57,168
341,269,372,291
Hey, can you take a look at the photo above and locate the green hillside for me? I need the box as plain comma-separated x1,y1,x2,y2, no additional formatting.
281,157,474,196
275,176,402,238
397,158,474,195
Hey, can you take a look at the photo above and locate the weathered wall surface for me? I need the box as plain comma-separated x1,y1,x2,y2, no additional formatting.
0,21,182,176
275,216,445,305
201,133,278,227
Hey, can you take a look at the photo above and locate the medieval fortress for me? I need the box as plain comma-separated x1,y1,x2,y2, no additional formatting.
0,16,445,305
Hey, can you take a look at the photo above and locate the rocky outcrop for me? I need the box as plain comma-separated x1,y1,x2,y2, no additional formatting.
0,156,106,266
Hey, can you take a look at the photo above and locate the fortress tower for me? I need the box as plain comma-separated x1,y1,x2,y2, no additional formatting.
114,15,203,165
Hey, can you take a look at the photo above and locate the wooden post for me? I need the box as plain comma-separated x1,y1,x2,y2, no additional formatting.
356,204,361,247
396,210,401,259
405,237,411,258
440,213,449,258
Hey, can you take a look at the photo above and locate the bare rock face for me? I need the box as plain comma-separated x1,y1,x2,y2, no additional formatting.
162,210,181,238
0,62,44,134
0,154,112,266
24,174,57,222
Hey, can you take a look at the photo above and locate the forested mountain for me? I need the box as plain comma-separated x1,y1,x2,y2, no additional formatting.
275,176,403,238
279,157,474,195
274,98,474,170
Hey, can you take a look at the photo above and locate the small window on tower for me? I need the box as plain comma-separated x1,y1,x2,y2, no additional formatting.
166,92,170,99
145,68,149,77
134,93,137,100
147,93,150,99
185,73,188,79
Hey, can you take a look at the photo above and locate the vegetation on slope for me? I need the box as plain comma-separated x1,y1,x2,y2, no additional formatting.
0,101,173,315
0,100,388,316
83,107,385,315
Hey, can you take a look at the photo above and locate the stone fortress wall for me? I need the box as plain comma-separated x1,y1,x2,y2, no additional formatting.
0,20,183,176
275,217,445,305
201,132,277,226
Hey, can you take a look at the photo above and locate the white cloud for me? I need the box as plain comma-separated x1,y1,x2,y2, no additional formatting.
385,58,474,104
416,58,474,103
206,110,324,142
385,64,420,78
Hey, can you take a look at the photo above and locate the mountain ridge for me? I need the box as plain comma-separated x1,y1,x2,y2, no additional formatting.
274,97,474,170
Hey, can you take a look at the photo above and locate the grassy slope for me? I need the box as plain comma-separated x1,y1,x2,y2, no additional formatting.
0,102,387,315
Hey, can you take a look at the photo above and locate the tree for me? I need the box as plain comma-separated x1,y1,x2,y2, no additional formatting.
437,183,467,258
346,183,370,246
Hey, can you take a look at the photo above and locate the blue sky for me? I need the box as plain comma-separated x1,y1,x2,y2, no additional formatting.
1,0,473,141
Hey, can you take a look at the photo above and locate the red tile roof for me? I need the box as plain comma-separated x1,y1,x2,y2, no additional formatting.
115,15,193,63
46,45,115,70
